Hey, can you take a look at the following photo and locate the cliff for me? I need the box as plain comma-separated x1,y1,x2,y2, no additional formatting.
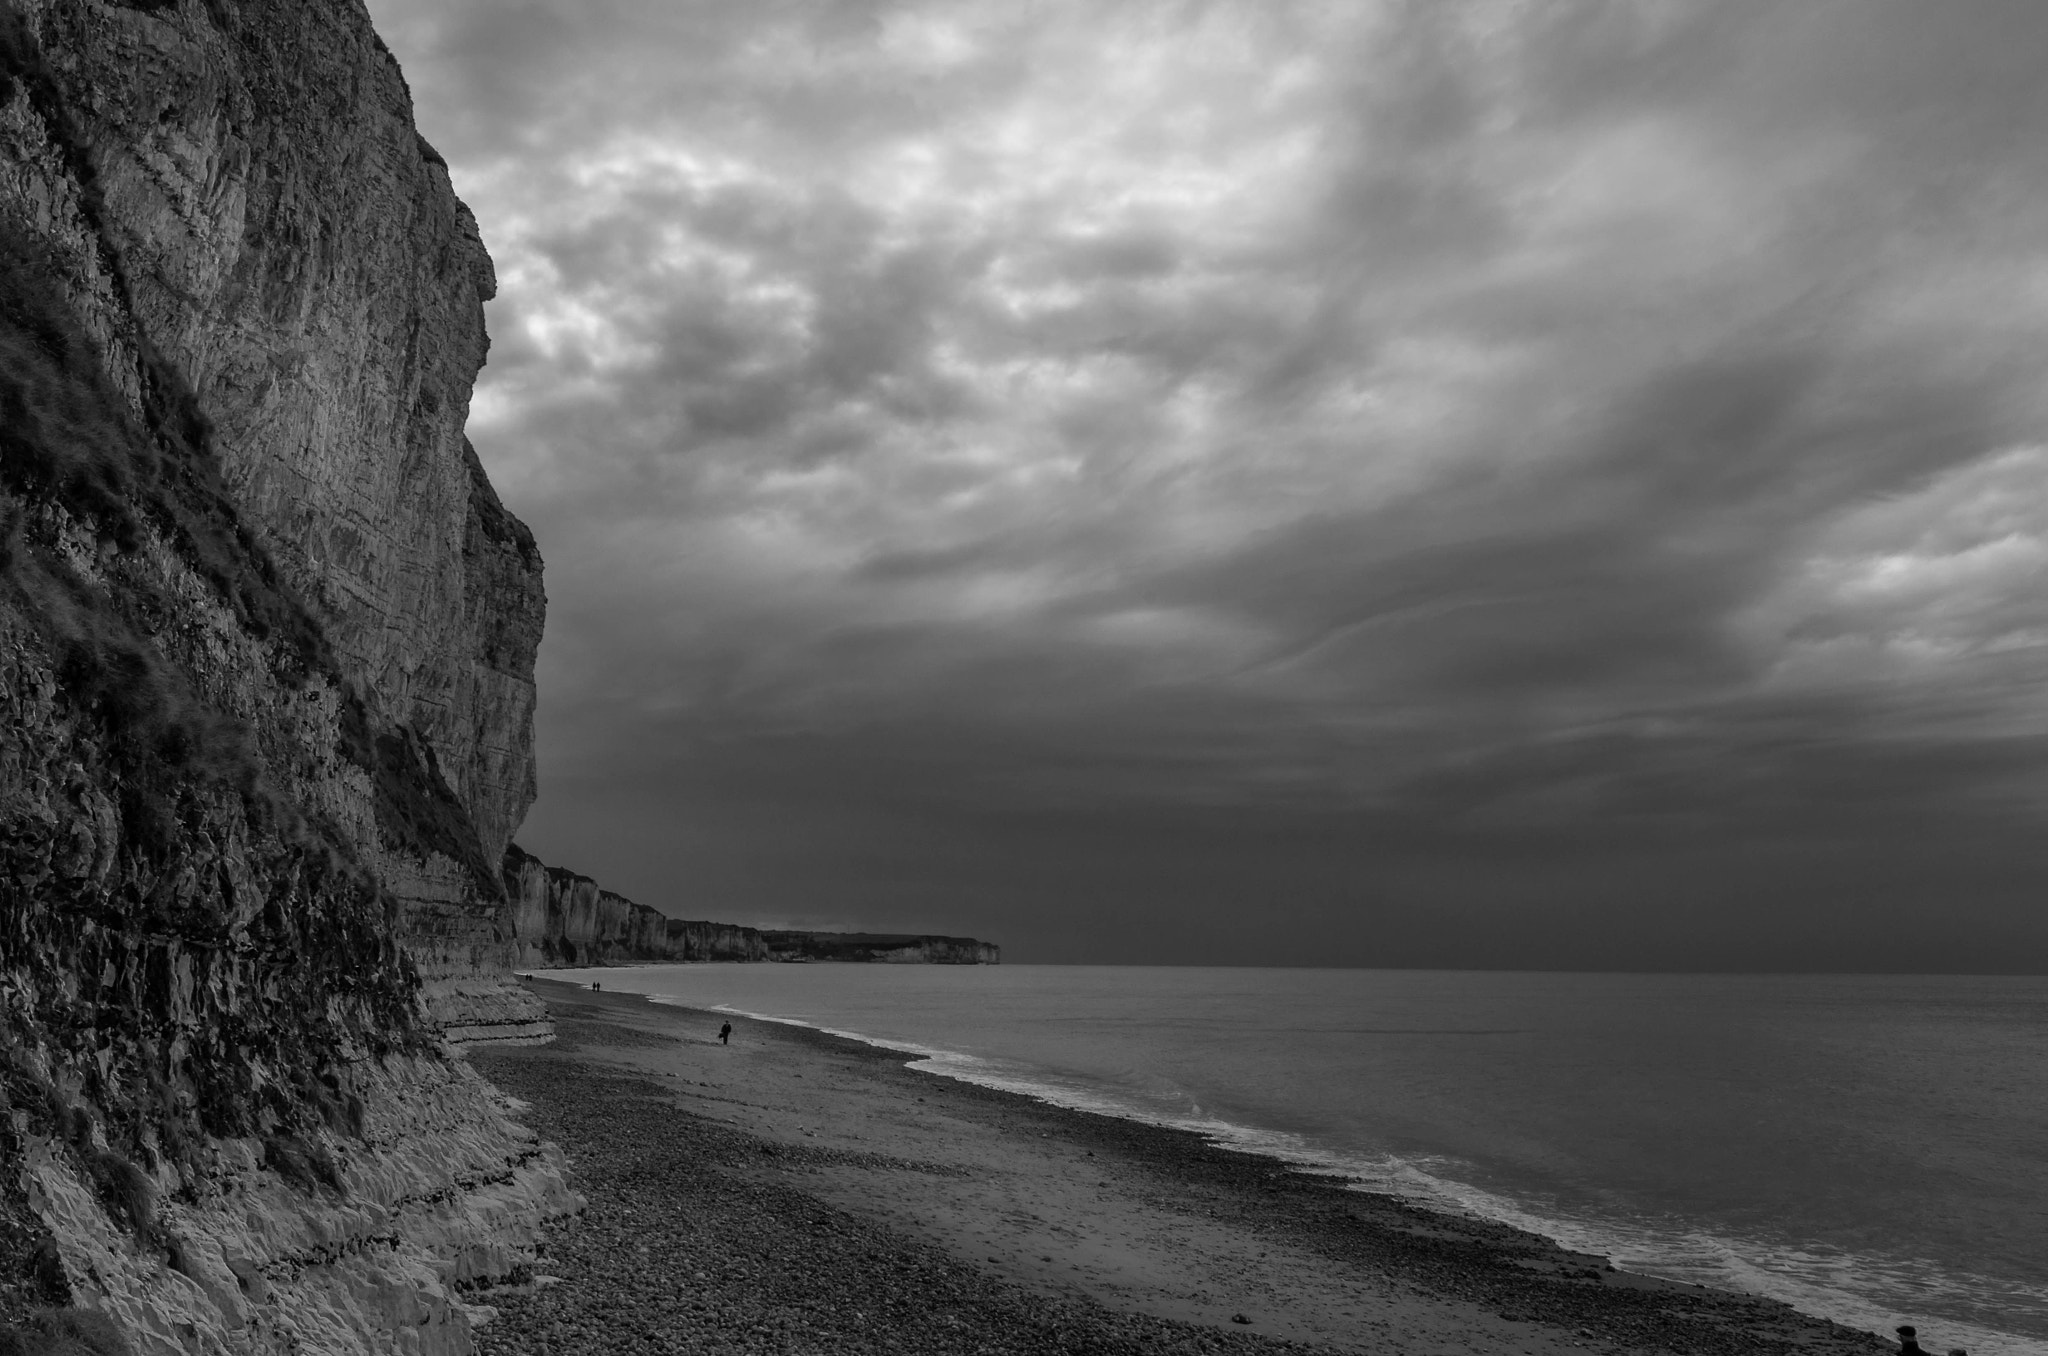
763,931,1003,965
0,2,1000,1347
503,846,1000,968
503,845,767,966
0,3,574,1353
4,0,551,1040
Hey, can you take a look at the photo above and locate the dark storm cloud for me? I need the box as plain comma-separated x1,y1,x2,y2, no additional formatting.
368,0,2048,965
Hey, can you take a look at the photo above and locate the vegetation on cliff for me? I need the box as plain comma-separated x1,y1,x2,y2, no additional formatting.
0,218,420,1330
0,3,535,1338
0,0,585,1347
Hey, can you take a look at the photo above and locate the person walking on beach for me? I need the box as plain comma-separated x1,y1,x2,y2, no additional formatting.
719,1021,732,1045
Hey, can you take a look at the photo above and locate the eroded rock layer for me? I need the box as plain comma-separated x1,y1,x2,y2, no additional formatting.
10,0,548,1022
503,845,770,968
502,846,1001,968
762,931,1002,965
0,2,573,1351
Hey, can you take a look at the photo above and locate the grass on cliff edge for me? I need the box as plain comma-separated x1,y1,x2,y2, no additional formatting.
0,220,300,837
0,225,425,1310
0,38,422,1244
1,0,503,892
0,219,494,892
0,0,522,1185
0,228,503,893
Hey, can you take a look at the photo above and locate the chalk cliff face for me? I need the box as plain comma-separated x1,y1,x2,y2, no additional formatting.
11,0,549,1031
762,931,1003,965
503,845,769,967
0,2,572,1352
503,848,1000,968
47,0,536,853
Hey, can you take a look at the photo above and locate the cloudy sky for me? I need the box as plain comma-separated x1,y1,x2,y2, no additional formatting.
368,0,2048,969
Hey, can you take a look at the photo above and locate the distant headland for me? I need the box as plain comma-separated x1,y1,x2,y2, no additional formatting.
504,844,998,967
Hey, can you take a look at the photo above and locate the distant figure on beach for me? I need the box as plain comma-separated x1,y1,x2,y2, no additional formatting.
1896,1326,1926,1355
592,981,601,992
719,1021,732,1045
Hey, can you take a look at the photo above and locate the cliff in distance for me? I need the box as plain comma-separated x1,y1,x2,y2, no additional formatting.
504,845,999,968
762,931,1002,966
503,844,767,967
0,2,572,1352
21,0,552,1040
0,3,995,1350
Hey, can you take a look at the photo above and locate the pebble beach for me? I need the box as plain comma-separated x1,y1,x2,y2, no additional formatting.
465,979,1896,1356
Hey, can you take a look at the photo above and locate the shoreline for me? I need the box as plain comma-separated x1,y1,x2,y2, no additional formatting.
466,978,1898,1355
648,993,1597,1224
519,966,2031,1354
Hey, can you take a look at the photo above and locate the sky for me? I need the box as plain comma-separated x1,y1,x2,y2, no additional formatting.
366,0,2048,970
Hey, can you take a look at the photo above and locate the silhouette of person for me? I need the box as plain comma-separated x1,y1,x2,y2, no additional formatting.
719,1021,732,1045
592,981,601,991
1896,1326,1926,1355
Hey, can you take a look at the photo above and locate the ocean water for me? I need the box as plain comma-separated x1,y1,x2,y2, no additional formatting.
537,965,2048,1355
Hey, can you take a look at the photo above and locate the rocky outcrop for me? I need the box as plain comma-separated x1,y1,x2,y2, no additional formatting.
0,2,570,1351
19,1055,576,1356
62,0,537,857
503,847,1000,968
503,845,769,967
762,932,1003,965
668,918,775,964
7,0,548,1033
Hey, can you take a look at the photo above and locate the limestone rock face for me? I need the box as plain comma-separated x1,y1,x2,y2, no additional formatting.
17,0,545,988
502,845,771,967
0,472,573,1356
762,931,1003,965
501,846,1001,969
0,0,568,1349
21,1055,580,1356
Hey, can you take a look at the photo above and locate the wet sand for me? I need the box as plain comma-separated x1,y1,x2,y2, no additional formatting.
465,978,1894,1355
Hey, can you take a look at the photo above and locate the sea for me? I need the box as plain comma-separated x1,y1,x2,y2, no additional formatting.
536,964,2048,1355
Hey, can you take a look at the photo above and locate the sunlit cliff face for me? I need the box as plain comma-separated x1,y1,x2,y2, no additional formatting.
371,0,2048,967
